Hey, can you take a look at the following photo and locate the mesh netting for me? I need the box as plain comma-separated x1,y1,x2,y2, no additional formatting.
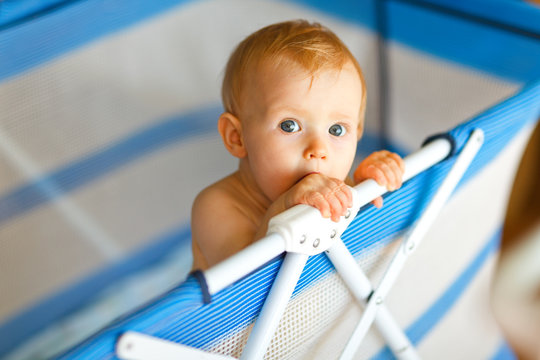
209,240,400,359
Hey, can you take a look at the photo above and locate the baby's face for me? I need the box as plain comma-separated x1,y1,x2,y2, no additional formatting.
240,60,363,201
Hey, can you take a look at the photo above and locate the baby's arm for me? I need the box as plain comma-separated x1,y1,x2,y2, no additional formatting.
353,150,405,207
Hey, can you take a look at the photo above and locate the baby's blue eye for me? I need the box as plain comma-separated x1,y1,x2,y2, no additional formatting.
329,124,346,137
280,119,300,133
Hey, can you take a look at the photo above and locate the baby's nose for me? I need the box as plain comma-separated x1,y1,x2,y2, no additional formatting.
303,138,327,160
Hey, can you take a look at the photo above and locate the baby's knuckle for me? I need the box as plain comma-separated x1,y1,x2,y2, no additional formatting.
307,191,323,203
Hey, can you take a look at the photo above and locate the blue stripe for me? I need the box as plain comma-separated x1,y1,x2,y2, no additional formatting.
396,0,540,36
0,105,221,226
0,224,192,357
0,0,193,82
0,0,73,28
372,229,502,359
285,0,378,29
491,341,517,360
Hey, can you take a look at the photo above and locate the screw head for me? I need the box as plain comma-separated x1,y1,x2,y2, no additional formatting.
300,234,306,244
313,238,320,247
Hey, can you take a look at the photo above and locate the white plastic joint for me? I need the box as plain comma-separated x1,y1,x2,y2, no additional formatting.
267,187,361,255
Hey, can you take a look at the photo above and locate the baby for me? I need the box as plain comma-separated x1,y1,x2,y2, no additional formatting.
191,20,404,270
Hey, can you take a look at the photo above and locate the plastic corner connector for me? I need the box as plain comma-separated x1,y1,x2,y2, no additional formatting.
266,186,361,255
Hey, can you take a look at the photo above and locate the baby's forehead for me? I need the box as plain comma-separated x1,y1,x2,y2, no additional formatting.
240,60,364,122
250,58,360,91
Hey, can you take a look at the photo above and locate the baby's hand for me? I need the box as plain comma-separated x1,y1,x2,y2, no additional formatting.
283,173,352,222
353,150,405,208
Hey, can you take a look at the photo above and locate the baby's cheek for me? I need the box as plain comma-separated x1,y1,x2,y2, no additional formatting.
258,172,296,202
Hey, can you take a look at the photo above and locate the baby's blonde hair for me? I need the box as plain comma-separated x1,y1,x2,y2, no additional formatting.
222,20,367,128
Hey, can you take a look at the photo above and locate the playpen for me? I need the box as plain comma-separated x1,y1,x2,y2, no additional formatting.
1,0,539,359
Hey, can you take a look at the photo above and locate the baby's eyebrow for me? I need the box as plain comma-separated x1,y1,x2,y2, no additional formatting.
268,105,307,117
329,111,356,121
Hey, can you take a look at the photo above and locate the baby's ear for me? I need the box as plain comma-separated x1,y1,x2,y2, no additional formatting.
218,112,247,158
357,119,365,141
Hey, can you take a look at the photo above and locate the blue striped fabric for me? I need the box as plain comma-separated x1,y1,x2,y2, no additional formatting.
0,106,221,227
56,80,540,360
384,0,540,83
0,225,192,357
2,0,540,358
2,0,540,83
0,0,194,82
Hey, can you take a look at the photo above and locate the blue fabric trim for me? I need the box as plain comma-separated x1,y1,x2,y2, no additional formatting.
0,0,193,82
385,0,540,83
372,229,501,359
0,225,192,357
0,0,75,29
285,0,377,29
491,341,518,360
0,105,221,226
448,80,540,187
398,0,540,37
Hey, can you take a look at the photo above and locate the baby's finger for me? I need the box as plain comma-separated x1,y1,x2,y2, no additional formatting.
326,194,344,222
385,154,405,188
381,158,404,190
372,196,383,208
306,192,331,219
388,152,406,173
364,165,388,187
376,161,399,191
334,188,352,216
325,178,352,209
334,182,353,208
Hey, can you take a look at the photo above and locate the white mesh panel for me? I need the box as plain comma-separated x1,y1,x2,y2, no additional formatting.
209,240,400,359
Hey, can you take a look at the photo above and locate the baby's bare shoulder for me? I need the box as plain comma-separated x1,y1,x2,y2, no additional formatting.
191,174,258,239
191,175,257,268
192,176,241,214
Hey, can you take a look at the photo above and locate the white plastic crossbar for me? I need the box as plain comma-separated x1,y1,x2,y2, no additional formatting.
326,239,420,360
116,331,236,360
